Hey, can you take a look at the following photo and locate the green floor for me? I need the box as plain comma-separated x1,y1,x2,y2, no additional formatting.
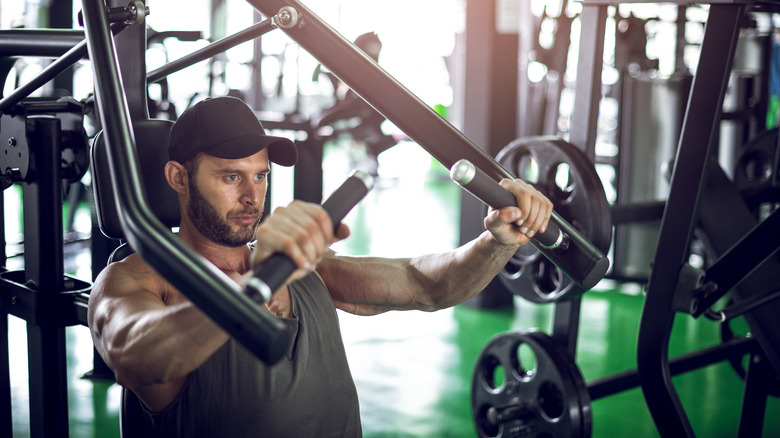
7,145,780,437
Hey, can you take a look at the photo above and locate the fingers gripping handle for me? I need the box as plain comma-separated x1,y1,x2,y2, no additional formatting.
244,170,375,302
450,159,566,248
450,159,609,290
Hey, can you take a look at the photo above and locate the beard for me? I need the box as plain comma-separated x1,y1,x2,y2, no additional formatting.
187,178,262,247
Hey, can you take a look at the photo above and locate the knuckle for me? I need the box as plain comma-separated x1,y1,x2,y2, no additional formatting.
281,236,300,254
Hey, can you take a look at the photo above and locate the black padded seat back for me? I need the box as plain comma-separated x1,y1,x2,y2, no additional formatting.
108,242,138,264
120,387,153,437
91,119,181,240
91,119,179,438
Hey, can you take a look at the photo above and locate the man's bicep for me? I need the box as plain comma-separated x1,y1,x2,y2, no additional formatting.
88,263,166,348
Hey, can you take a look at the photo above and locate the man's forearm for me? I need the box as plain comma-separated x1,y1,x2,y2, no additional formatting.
409,230,520,310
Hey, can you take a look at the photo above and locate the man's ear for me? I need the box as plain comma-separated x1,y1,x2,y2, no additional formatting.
165,161,188,195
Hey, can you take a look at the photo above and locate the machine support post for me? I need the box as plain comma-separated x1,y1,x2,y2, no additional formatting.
637,5,745,437
22,116,69,437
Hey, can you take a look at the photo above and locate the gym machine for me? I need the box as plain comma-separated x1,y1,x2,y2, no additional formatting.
1,0,608,436
0,1,325,436
462,1,780,437
3,0,775,437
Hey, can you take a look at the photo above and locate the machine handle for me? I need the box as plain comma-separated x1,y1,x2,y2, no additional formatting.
450,159,566,249
450,159,609,290
244,170,374,302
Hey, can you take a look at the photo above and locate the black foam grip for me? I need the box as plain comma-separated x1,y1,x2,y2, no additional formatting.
247,170,373,300
451,159,565,248
450,159,609,290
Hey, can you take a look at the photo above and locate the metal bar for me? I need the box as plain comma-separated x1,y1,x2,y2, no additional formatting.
148,18,275,84
246,0,608,291
0,312,10,438
552,299,581,358
588,336,757,401
107,0,148,121
26,324,69,438
637,5,745,437
0,43,87,113
1,177,5,267
80,0,289,365
569,4,607,160
248,0,504,178
696,207,780,314
22,116,68,438
721,289,780,321
737,353,770,438
698,144,780,376
0,29,84,57
610,201,666,225
0,23,127,114
548,3,607,357
22,117,65,300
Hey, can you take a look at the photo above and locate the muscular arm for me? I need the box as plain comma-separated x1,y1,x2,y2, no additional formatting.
87,255,230,411
319,178,553,315
319,230,520,315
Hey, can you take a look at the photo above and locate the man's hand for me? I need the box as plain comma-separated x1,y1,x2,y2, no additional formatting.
251,201,350,282
484,179,553,247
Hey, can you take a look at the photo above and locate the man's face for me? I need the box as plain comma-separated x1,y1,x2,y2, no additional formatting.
185,150,270,247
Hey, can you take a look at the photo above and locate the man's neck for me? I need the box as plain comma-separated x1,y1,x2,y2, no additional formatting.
177,226,252,275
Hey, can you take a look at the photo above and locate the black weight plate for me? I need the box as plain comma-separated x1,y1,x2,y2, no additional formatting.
471,329,592,438
495,137,612,303
733,127,779,194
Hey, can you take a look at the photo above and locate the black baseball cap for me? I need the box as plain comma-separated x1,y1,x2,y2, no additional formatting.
168,96,297,166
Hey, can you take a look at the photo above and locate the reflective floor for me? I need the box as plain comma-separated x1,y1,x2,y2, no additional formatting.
7,143,780,437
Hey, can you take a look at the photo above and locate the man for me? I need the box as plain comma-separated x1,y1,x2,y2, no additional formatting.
87,96,553,437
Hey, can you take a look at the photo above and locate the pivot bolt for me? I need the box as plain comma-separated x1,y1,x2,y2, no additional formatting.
125,0,150,25
273,6,300,29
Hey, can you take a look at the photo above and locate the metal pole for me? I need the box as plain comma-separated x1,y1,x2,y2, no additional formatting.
147,18,276,84
637,5,745,437
80,0,289,364
23,116,68,438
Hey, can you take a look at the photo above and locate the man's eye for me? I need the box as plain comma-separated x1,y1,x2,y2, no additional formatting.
255,174,267,181
226,175,239,182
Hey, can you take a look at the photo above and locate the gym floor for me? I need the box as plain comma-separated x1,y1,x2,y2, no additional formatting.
6,143,780,437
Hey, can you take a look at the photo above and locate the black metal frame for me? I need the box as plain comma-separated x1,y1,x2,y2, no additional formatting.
2,0,778,437
0,1,293,436
0,99,93,436
576,1,780,437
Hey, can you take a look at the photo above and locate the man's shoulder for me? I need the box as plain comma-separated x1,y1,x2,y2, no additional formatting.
94,253,169,296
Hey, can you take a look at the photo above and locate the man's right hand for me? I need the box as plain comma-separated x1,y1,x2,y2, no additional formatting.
250,200,349,282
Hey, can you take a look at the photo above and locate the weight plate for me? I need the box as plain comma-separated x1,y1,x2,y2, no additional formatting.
495,137,612,302
734,127,779,194
472,329,592,438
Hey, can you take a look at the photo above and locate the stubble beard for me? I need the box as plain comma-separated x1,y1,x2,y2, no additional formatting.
187,178,262,247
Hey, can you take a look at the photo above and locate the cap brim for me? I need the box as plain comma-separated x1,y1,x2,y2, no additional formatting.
203,133,297,167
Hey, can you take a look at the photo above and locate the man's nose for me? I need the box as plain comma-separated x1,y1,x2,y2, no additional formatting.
240,180,261,205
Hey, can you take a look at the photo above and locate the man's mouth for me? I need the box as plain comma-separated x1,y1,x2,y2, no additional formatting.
230,211,260,225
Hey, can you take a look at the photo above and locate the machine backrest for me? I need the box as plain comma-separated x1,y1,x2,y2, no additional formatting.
90,119,180,438
91,118,181,241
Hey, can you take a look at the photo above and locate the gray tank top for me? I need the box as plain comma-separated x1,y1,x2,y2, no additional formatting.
133,273,362,437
